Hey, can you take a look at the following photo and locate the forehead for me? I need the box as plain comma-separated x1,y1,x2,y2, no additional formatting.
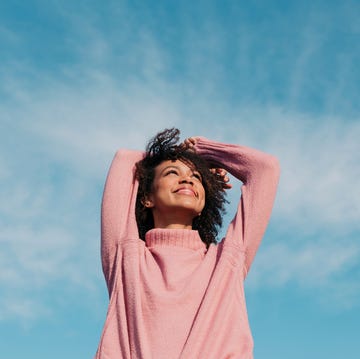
155,159,197,174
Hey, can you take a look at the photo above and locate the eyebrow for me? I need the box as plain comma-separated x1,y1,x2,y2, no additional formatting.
160,165,202,179
160,165,180,175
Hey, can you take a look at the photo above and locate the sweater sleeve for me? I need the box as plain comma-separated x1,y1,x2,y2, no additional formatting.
194,137,280,275
101,149,144,293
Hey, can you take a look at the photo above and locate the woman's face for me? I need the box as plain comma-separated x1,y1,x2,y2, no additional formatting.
146,159,206,226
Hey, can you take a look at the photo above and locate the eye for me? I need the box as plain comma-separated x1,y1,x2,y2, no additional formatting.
165,169,178,176
192,172,202,181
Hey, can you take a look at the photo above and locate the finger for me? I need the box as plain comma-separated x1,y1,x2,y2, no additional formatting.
211,168,222,174
215,168,226,175
185,138,196,147
182,138,197,152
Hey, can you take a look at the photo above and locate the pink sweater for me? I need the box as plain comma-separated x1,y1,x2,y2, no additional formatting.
95,138,280,359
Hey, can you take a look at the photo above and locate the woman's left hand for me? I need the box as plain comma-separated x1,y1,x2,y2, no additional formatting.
210,168,232,190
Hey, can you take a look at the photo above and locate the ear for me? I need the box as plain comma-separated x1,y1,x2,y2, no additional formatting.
141,195,154,208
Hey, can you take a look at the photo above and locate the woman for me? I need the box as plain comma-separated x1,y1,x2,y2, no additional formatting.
95,128,280,359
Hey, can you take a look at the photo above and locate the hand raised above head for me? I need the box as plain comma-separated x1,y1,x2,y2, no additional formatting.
210,168,232,190
179,137,199,152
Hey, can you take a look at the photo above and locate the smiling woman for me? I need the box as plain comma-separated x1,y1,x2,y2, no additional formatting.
144,159,206,229
95,128,280,359
135,128,228,247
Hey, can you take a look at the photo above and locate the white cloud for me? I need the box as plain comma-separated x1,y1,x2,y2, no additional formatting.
0,296,51,326
215,107,360,233
0,155,11,179
251,237,359,287
2,75,359,300
1,4,359,324
247,235,360,309
0,163,102,324
12,76,359,232
274,116,360,232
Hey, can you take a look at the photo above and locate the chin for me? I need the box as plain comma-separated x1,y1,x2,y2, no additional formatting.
173,205,202,218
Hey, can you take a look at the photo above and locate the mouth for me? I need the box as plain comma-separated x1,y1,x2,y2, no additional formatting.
175,187,197,197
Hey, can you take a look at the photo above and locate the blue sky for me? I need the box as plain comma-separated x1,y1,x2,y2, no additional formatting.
0,0,359,358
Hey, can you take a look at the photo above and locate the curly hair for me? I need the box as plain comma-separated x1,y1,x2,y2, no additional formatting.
135,128,227,247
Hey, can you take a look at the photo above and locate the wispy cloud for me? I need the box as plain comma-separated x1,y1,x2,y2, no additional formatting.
223,108,360,309
1,66,359,323
180,104,360,233
1,1,359,327
248,235,360,309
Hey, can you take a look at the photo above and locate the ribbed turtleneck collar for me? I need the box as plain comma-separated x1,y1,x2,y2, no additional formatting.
145,228,206,251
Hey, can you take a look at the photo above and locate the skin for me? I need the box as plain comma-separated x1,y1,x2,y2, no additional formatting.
183,137,232,190
146,159,206,229
145,137,232,230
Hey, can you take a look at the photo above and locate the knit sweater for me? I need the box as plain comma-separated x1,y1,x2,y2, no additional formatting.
95,137,280,359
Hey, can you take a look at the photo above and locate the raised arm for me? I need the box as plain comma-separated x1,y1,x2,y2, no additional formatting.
194,137,280,275
101,149,143,293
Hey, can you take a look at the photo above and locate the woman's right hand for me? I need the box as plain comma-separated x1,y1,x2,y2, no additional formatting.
181,137,232,190
181,137,198,151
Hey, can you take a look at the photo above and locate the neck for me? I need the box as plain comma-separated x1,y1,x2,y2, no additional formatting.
152,211,194,230
155,223,192,230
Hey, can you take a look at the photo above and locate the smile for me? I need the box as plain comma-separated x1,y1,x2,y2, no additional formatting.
175,188,197,197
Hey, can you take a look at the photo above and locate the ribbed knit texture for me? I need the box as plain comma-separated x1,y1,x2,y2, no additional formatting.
95,138,280,359
145,228,206,251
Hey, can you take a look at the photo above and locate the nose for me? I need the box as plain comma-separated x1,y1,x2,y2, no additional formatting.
179,174,193,185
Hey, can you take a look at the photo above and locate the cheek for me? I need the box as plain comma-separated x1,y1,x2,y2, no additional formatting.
199,188,206,208
150,179,172,202
155,179,171,194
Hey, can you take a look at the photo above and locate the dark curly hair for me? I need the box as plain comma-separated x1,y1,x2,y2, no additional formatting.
135,128,227,247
